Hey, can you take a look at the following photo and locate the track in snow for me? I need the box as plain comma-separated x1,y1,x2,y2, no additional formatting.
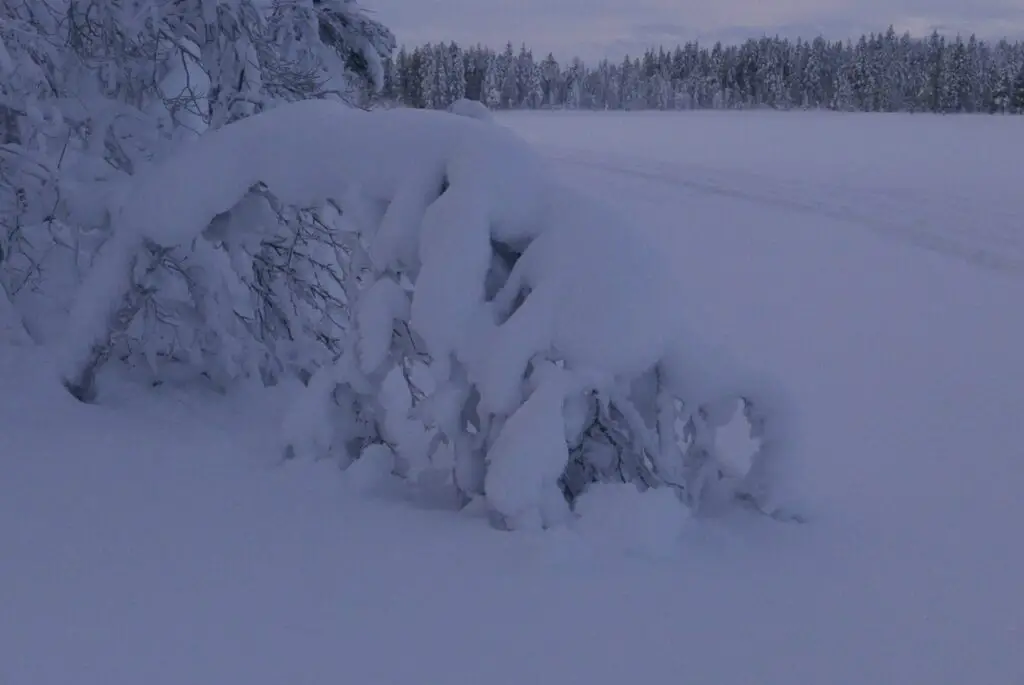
5,111,1024,685
547,145,1024,277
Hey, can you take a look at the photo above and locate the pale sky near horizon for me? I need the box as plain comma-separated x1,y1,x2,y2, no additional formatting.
368,0,1024,61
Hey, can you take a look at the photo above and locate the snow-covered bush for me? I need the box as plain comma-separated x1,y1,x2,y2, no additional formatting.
1,0,394,348
58,100,803,529
3,1,800,530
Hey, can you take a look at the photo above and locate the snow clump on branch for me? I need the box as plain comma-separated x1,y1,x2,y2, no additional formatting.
58,100,804,530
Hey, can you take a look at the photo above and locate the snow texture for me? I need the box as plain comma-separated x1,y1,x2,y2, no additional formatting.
56,230,143,386
477,192,685,415
0,286,30,345
448,97,495,122
483,363,572,529
112,101,547,248
356,277,409,374
342,443,398,492
60,101,551,390
59,100,798,525
280,363,347,461
3,110,1024,685
572,483,689,558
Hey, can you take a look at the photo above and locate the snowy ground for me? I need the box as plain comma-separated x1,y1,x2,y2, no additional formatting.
4,110,1023,683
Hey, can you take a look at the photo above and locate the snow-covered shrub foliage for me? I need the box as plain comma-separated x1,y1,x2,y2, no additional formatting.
0,0,393,378
59,99,803,529
2,1,799,529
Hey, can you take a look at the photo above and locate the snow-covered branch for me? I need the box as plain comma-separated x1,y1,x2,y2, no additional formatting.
0,0,804,533
58,99,802,528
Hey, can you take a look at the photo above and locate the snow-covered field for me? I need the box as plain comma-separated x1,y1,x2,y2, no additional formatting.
4,110,1023,683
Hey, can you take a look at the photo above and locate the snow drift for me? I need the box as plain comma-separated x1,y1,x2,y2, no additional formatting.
58,100,802,529
0,286,30,345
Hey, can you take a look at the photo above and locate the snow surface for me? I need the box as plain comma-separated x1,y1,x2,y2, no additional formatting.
0,287,30,345
4,109,1024,683
483,362,573,530
448,97,495,122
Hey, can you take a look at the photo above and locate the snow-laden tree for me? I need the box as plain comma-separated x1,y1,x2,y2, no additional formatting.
5,1,803,532
446,43,467,105
417,43,440,109
481,55,502,109
388,33,1023,114
1,0,393,384
59,100,803,530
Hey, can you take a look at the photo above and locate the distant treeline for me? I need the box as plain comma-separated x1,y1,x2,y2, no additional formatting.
380,28,1024,114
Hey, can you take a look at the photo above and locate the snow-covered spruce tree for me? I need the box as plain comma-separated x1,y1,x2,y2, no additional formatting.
266,0,395,106
1,0,89,343
0,0,393,397
60,99,803,530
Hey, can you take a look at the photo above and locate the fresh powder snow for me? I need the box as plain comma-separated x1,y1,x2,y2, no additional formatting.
3,108,1023,685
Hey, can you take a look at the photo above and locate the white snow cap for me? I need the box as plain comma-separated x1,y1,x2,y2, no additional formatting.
112,100,551,250
58,99,800,529
447,98,494,122
485,364,572,530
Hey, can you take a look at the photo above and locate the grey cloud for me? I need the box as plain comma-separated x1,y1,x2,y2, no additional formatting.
371,0,1024,62
632,23,698,40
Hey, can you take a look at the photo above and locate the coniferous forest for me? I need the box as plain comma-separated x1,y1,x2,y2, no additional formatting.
381,28,1024,114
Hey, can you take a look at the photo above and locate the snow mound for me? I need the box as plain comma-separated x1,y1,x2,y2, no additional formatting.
484,364,572,530
573,483,689,558
57,100,802,529
448,98,494,122
476,189,685,416
0,288,31,345
341,443,398,493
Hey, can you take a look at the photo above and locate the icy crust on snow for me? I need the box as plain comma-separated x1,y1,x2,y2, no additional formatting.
61,100,801,528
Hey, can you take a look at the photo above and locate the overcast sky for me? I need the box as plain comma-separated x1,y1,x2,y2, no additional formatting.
369,0,1024,61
